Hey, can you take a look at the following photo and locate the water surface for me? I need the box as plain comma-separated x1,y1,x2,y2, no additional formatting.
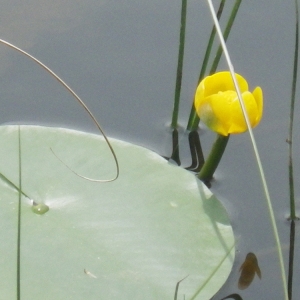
0,0,299,298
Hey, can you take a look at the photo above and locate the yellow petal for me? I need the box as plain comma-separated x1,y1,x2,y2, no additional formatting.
194,72,263,135
199,91,237,136
194,71,249,117
229,91,259,134
252,86,263,127
201,71,248,98
194,80,206,110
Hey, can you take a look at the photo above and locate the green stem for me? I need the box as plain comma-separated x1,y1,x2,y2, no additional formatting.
198,134,229,183
186,0,225,131
288,0,299,221
171,0,187,128
206,1,288,297
199,0,225,85
187,0,242,131
209,0,241,75
287,1,299,299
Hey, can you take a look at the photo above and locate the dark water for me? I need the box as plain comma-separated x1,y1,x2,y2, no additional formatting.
0,0,299,298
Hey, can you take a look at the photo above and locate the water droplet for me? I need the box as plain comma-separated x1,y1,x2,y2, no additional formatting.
31,203,49,215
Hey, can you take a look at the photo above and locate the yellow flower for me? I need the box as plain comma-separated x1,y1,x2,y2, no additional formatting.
194,71,263,136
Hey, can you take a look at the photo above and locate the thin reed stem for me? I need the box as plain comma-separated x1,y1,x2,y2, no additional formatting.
17,126,22,300
187,0,241,131
288,0,299,221
187,0,225,131
206,0,288,299
171,0,187,128
287,1,299,299
209,0,241,75
0,39,119,183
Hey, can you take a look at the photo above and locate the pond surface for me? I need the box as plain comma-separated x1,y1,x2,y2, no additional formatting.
0,0,299,298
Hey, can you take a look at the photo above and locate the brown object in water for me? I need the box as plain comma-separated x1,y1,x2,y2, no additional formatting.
238,252,261,290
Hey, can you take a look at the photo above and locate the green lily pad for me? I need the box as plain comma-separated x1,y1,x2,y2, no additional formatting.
0,125,235,299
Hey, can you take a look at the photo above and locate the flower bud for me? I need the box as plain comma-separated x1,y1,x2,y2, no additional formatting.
194,71,263,136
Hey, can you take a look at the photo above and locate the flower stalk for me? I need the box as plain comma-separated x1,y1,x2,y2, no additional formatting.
198,134,229,183
194,71,262,182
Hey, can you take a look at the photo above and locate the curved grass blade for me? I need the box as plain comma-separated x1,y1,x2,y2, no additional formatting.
0,39,119,183
205,1,288,299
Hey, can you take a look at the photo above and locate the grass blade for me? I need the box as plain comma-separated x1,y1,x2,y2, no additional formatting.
17,126,22,300
287,1,300,298
0,39,119,183
171,0,187,129
187,0,241,131
288,0,299,221
205,0,288,299
188,242,235,299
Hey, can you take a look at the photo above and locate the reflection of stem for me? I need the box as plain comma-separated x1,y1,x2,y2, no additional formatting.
162,128,181,165
171,0,187,128
170,128,181,166
187,0,242,131
198,134,229,184
186,130,204,172
288,220,295,300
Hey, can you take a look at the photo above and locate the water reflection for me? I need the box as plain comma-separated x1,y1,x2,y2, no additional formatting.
219,294,243,300
164,128,204,173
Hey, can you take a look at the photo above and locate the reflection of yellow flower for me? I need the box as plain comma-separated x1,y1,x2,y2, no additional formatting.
194,71,263,136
